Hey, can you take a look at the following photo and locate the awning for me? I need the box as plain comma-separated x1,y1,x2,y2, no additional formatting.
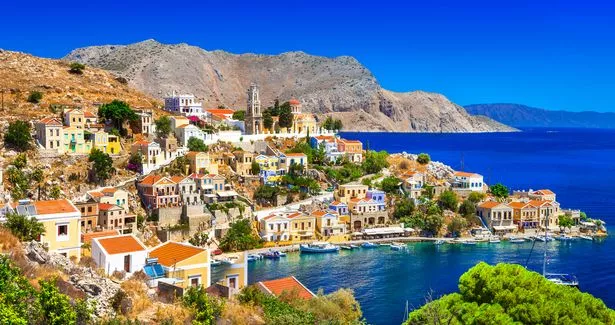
362,227,405,235
493,225,517,230
217,190,239,198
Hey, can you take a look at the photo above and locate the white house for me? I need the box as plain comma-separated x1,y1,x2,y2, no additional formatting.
175,124,207,147
91,234,148,276
259,212,291,241
401,171,425,199
164,92,206,118
451,171,485,193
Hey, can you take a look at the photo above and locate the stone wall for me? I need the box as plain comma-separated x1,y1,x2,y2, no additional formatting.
157,206,182,227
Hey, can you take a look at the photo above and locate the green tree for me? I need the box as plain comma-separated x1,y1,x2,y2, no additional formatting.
558,214,574,231
219,219,262,251
362,150,389,174
448,216,467,237
27,91,43,104
416,153,431,165
438,190,458,212
183,286,223,325
98,100,138,132
490,183,509,199
13,153,28,169
88,148,115,184
406,262,615,324
49,185,62,199
154,115,172,138
251,161,261,175
458,199,477,219
38,279,77,325
3,212,45,241
467,191,486,203
0,256,39,324
333,119,343,131
187,136,209,152
278,102,294,131
580,211,588,221
232,110,245,121
4,120,32,150
393,197,415,220
321,116,335,131
379,176,401,194
254,185,280,205
68,62,85,74
188,232,209,247
30,168,44,200
263,110,274,130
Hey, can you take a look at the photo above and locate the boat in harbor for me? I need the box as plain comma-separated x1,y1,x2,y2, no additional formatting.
555,235,574,241
299,242,340,254
340,245,353,250
390,242,406,251
261,250,283,259
247,254,262,262
210,259,222,266
579,235,593,241
434,239,445,245
350,244,360,249
509,237,526,243
361,242,379,248
540,217,579,287
489,237,501,243
462,239,477,245
534,235,554,242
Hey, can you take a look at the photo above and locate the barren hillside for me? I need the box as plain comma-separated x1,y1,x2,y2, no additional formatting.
65,40,516,132
0,49,161,121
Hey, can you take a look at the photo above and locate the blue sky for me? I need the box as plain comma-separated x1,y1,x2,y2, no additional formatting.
2,0,615,112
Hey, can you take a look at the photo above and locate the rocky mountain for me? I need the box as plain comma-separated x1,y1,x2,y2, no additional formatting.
65,40,516,132
0,49,160,121
465,103,615,129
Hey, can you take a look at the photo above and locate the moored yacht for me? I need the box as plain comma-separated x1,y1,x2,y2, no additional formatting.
299,242,340,254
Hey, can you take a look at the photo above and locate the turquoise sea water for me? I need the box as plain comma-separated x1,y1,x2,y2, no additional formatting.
224,128,615,324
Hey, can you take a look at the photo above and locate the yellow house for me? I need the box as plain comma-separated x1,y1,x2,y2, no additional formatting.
63,126,92,154
288,212,316,241
216,252,248,293
149,241,211,289
6,199,82,260
185,151,218,175
63,108,85,129
87,187,130,211
107,135,121,155
334,183,368,204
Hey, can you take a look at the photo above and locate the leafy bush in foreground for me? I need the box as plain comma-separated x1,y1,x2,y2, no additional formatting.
406,262,615,324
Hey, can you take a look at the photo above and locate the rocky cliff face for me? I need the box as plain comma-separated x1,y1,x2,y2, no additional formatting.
65,40,516,132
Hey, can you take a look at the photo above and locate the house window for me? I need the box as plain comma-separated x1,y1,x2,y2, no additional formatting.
189,275,201,288
124,255,131,272
227,275,238,289
57,224,69,241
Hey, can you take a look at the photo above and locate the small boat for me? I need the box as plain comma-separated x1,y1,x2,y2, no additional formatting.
390,242,406,251
340,245,353,250
261,250,282,259
434,239,445,245
247,254,262,262
509,237,526,243
489,238,501,243
350,244,360,249
545,273,579,287
462,239,477,245
379,243,391,247
534,235,554,242
361,242,379,248
300,242,340,254
579,235,593,241
278,252,287,257
555,235,573,241
210,259,222,266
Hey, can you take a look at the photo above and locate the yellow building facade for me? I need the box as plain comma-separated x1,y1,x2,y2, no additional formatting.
149,241,211,289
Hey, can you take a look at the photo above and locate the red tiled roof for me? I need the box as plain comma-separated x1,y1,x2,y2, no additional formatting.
149,241,206,267
98,203,121,211
82,230,120,245
284,153,307,157
508,201,531,209
88,191,104,198
528,200,552,208
101,187,117,194
205,108,235,115
83,111,97,118
259,276,314,300
454,171,479,177
289,99,301,105
478,201,502,209
32,199,79,215
39,117,62,125
534,189,554,195
96,235,146,255
139,175,170,186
